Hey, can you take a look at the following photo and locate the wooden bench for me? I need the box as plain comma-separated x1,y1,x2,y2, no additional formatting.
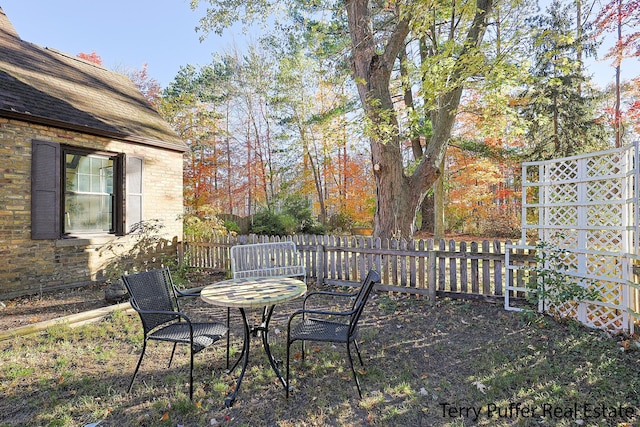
230,241,306,280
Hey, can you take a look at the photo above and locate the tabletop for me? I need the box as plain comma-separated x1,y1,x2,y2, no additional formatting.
200,276,307,309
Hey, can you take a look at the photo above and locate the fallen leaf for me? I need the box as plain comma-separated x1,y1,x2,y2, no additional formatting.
472,381,488,394
159,412,169,421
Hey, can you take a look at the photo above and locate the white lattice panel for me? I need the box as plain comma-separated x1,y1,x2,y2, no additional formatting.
586,254,623,279
586,230,623,251
546,184,578,205
586,152,624,177
506,143,640,334
586,205,624,228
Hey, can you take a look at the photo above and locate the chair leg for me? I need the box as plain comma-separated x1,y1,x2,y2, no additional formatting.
226,307,231,370
286,339,292,398
168,342,178,368
128,339,148,393
353,340,364,366
189,344,194,400
346,341,362,398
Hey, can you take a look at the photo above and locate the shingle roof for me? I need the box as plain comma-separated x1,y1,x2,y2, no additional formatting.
0,8,186,152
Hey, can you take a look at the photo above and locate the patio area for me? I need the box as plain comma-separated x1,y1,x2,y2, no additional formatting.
1,288,639,426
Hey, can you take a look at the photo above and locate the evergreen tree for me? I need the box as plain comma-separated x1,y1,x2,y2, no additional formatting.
519,0,610,160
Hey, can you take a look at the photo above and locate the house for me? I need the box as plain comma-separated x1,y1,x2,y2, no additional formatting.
0,8,188,299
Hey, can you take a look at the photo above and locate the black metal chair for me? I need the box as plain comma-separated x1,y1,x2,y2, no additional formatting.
122,267,228,400
286,269,380,398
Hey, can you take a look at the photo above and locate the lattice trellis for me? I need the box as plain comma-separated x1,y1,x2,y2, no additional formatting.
505,143,640,334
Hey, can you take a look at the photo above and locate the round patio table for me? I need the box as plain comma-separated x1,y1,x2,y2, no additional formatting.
201,276,306,407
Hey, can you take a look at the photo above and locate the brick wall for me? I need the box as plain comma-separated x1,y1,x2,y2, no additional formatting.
0,118,184,299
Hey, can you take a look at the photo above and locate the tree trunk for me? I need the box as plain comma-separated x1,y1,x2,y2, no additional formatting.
434,156,445,239
615,0,622,148
420,193,434,233
345,0,494,239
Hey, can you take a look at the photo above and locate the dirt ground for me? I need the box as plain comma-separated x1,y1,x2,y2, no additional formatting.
2,270,640,426
0,283,109,331
0,270,226,332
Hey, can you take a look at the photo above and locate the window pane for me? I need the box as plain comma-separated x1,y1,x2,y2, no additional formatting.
64,152,115,233
78,174,90,192
77,156,90,174
65,194,112,232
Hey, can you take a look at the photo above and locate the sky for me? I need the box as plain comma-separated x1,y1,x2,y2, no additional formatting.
2,0,254,89
2,1,637,90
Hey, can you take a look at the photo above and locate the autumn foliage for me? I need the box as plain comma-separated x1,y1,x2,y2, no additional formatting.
77,51,103,65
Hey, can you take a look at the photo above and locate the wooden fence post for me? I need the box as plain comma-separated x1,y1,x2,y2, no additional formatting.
177,240,184,267
316,241,325,287
428,241,436,302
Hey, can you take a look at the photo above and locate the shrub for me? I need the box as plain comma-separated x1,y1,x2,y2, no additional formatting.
183,212,227,238
525,237,600,310
479,209,520,238
250,195,326,236
223,220,240,234
251,210,297,235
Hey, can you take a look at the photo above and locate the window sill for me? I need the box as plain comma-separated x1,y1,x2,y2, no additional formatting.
56,234,118,247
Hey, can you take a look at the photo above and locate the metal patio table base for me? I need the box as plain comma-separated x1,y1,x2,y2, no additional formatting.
224,306,286,407
200,276,307,407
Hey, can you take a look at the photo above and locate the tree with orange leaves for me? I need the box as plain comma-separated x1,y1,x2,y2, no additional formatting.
77,50,102,65
126,64,162,107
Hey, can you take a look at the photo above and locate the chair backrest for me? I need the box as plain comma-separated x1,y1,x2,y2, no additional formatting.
348,269,381,337
231,241,305,279
122,268,180,333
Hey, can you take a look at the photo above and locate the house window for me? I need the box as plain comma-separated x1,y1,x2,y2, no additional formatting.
64,152,115,233
31,140,142,239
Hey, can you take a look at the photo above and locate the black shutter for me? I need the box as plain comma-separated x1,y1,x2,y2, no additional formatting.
31,140,60,239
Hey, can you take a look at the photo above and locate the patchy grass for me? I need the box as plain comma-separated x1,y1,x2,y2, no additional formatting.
1,295,639,426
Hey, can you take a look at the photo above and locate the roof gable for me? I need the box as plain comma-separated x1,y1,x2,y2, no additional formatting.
0,8,186,151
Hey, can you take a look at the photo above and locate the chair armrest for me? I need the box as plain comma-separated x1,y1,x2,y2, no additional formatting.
129,299,194,324
302,290,358,310
288,306,355,324
303,289,357,303
174,286,203,298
